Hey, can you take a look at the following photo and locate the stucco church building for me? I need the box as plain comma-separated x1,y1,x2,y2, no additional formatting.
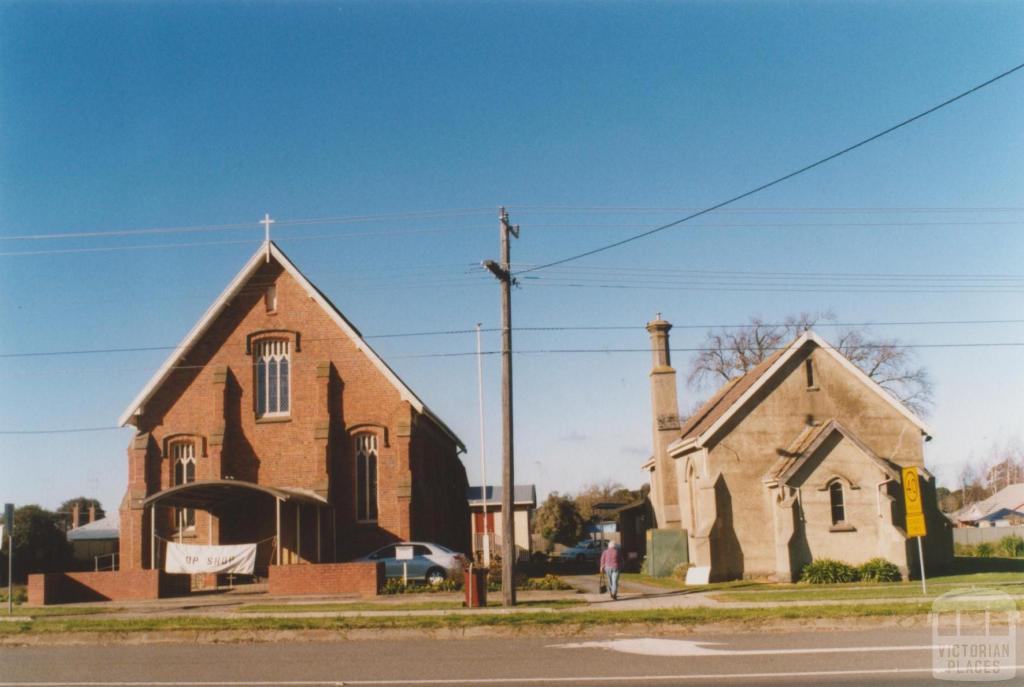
643,317,950,582
117,241,470,576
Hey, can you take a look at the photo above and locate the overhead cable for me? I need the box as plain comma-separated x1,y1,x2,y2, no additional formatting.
515,62,1024,275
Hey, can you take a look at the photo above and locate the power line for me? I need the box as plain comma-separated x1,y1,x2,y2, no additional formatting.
529,220,1024,230
2,340,1022,435
2,318,1023,359
516,264,1024,280
528,282,1024,295
509,205,1024,214
0,208,494,243
515,62,1024,275
0,426,123,435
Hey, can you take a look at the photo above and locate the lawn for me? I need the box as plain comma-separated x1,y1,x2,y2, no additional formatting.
712,572,1024,603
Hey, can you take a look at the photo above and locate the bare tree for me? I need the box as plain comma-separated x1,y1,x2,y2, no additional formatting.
687,312,933,416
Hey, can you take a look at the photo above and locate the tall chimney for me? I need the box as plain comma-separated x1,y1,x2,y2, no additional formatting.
88,506,97,524
646,315,682,528
71,503,81,530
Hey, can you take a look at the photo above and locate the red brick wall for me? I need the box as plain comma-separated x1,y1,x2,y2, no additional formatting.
120,258,469,570
27,570,188,605
267,562,383,598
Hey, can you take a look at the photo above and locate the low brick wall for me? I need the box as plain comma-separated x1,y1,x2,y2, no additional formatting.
27,570,189,605
268,562,384,597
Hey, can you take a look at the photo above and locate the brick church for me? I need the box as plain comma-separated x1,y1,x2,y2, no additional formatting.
117,240,470,574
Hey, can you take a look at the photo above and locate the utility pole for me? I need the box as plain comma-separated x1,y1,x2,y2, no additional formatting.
482,207,519,607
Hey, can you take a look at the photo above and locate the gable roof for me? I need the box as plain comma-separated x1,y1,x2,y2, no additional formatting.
118,241,464,451
668,330,932,455
763,419,901,486
951,483,1024,524
66,513,120,541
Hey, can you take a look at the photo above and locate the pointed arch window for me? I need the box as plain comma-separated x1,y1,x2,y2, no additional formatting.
829,481,845,526
171,441,197,529
355,433,378,523
255,339,290,417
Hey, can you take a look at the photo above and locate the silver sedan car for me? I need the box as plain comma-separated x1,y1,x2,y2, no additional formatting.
356,542,467,584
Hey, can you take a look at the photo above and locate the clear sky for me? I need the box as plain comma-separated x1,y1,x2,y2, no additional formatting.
1,1,1022,516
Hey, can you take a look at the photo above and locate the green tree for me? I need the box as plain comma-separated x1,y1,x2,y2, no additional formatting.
2,505,71,583
533,493,584,551
574,480,636,524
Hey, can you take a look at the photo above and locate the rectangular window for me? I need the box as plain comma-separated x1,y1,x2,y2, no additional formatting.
805,358,815,388
265,285,277,312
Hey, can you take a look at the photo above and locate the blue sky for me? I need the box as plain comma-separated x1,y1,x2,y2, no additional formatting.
1,1,1022,515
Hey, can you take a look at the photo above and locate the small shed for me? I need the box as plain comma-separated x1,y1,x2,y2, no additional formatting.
66,513,120,570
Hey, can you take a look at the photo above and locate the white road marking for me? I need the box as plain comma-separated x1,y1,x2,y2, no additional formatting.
551,637,936,657
4,667,1024,685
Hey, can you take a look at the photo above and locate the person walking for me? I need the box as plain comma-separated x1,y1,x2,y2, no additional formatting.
599,542,622,600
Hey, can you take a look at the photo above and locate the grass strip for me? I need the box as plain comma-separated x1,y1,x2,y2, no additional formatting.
714,586,1024,603
3,606,113,618
0,601,978,634
237,598,583,613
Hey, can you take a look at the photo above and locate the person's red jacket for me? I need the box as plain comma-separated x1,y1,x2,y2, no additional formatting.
599,546,621,571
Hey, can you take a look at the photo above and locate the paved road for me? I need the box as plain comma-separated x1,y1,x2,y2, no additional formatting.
2,627,1021,686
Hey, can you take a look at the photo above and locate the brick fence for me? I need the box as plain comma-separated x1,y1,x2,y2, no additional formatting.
27,570,190,605
268,562,383,597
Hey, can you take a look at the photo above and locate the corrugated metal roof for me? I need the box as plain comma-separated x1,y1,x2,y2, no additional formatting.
676,346,790,444
66,513,120,541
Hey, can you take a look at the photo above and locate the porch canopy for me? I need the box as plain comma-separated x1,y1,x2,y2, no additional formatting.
142,479,331,568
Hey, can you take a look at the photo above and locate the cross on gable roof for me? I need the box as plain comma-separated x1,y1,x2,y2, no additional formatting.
668,330,932,456
118,240,464,451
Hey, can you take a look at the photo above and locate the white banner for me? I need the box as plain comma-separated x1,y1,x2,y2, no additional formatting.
165,542,257,575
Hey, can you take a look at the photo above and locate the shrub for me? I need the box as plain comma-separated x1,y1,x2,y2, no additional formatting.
800,559,860,584
976,542,995,557
858,558,901,582
0,587,26,604
997,535,1024,558
380,575,463,595
954,543,977,557
519,574,573,591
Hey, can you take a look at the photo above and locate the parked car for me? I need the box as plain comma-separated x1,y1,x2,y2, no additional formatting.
356,542,467,584
558,539,609,563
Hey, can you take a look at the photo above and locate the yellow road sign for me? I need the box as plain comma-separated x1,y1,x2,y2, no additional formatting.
906,511,927,538
902,467,927,537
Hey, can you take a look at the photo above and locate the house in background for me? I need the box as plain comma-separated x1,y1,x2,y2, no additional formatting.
644,316,951,582
117,240,470,578
951,484,1024,527
466,485,536,562
614,499,653,569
